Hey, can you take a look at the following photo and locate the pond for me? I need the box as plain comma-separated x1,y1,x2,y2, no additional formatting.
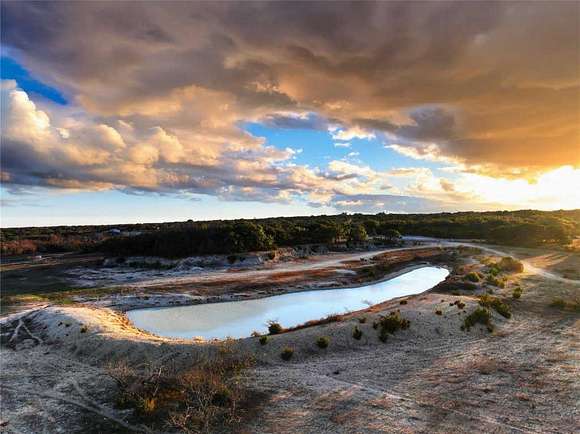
126,266,449,340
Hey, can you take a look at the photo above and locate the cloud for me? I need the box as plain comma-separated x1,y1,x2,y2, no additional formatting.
260,112,328,130
386,167,433,178
0,83,411,209
1,1,578,211
386,143,458,164
330,193,443,213
330,126,376,141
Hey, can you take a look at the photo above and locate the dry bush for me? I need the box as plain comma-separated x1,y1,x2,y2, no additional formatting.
284,312,342,332
376,311,410,342
280,347,294,361
316,336,330,349
267,320,283,335
108,345,254,433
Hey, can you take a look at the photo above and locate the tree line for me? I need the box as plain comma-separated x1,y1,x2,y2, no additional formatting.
1,209,578,257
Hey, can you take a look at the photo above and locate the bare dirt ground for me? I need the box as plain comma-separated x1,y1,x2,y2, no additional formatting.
1,244,578,433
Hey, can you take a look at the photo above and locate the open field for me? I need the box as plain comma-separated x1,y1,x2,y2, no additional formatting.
1,242,579,433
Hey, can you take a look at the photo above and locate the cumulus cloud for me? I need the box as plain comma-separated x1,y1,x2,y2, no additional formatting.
1,1,578,212
330,126,376,141
386,143,458,165
1,82,415,210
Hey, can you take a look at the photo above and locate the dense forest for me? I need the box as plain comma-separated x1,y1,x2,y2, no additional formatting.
1,210,579,258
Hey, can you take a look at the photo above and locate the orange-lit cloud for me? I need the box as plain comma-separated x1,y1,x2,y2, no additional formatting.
1,1,578,212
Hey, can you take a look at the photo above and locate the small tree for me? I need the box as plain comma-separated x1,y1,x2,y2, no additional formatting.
348,224,368,244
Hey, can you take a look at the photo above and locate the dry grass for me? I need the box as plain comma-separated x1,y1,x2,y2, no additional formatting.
108,344,254,433
284,312,342,333
549,296,580,312
267,321,283,335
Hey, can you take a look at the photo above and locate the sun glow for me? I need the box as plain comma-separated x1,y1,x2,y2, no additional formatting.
462,166,580,210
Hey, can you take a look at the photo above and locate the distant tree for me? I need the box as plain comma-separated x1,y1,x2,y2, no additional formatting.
383,229,402,243
363,219,379,236
348,224,368,243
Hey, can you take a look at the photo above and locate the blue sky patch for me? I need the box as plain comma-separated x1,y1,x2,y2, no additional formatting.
1,56,68,105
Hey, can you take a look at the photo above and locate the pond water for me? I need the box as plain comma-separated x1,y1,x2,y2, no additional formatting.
126,266,449,340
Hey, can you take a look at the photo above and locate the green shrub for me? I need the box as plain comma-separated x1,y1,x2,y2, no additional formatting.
352,326,363,340
259,336,269,345
316,336,330,349
378,328,389,342
358,317,367,324
80,325,88,333
512,287,523,299
497,257,524,273
463,307,492,331
486,275,506,288
479,295,511,318
267,321,283,335
465,272,481,283
494,301,511,318
376,311,410,342
280,347,294,361
488,265,500,276
435,309,443,316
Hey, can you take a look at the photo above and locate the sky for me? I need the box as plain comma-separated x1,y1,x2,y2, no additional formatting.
1,1,579,227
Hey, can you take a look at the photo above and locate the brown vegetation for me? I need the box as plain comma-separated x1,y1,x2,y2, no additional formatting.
108,344,254,433
376,311,410,342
